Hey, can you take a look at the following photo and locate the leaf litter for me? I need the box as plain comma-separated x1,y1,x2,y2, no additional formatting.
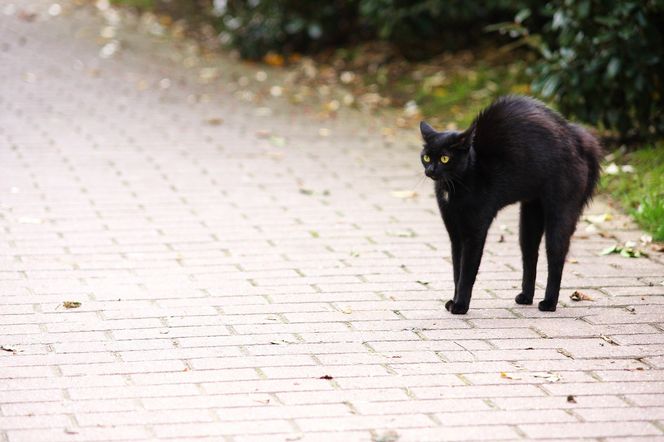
600,241,648,258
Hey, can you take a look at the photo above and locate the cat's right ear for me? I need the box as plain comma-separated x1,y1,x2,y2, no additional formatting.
420,121,436,140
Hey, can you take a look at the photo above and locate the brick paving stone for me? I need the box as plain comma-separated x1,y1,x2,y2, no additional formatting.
1,1,664,441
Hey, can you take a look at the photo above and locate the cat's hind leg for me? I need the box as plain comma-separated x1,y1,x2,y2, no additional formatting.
539,207,580,312
515,201,544,305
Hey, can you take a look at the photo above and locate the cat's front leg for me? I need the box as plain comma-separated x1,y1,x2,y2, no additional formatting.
450,234,461,296
446,228,489,314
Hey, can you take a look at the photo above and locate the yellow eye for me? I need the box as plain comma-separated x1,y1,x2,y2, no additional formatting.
441,155,450,164
423,155,430,163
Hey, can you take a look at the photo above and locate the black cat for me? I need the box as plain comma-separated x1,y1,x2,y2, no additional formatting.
420,95,602,314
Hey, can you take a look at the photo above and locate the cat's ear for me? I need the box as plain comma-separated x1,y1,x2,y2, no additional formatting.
420,121,436,140
454,130,472,150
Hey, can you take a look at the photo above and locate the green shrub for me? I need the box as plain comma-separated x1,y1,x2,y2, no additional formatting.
520,0,664,140
213,1,361,59
358,0,528,58
211,0,529,60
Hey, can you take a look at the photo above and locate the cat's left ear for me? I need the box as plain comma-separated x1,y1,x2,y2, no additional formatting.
420,121,436,141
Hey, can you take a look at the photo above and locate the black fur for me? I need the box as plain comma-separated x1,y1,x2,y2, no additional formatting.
420,96,602,314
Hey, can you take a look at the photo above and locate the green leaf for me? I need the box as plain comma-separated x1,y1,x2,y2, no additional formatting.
600,245,618,255
606,58,621,78
515,8,531,24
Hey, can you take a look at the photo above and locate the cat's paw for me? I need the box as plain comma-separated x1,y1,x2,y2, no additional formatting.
515,293,533,305
445,300,469,315
538,300,557,312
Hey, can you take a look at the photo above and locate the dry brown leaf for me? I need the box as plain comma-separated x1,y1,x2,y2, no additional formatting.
570,291,593,302
62,301,81,309
205,117,223,126
600,335,619,346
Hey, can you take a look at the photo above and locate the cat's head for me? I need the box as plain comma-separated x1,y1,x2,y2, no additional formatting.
419,121,471,181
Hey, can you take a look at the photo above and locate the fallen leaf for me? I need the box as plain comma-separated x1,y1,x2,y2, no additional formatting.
205,117,223,126
391,190,417,199
600,245,619,256
319,375,333,380
533,372,561,382
386,230,416,238
269,136,286,148
1,345,17,353
340,306,352,314
373,430,400,442
567,395,577,403
309,230,319,238
415,280,430,286
299,188,314,195
651,243,664,253
18,10,37,22
600,335,619,346
570,291,593,302
500,372,522,380
557,348,574,359
62,301,81,309
497,234,505,243
586,213,613,224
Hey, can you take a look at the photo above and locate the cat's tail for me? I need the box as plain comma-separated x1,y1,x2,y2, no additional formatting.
572,125,603,205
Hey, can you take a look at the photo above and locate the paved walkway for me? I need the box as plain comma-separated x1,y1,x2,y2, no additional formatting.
2,2,664,441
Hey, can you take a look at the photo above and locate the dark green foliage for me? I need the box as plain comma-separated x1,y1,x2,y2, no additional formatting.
358,0,526,58
214,1,361,59
521,0,664,140
212,0,527,60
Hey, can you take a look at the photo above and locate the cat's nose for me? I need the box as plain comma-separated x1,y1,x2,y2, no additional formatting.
425,168,435,178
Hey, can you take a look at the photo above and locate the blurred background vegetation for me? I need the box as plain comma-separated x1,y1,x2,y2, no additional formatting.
111,0,663,239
